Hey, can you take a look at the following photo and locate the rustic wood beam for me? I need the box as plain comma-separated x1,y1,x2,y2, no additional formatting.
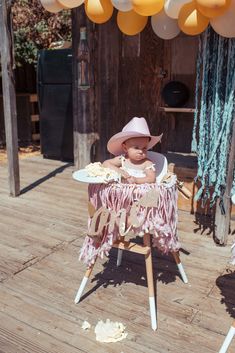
215,114,235,244
71,7,98,170
96,16,120,161
0,0,20,196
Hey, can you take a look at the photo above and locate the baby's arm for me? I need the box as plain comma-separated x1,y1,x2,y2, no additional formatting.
103,157,129,179
127,160,156,184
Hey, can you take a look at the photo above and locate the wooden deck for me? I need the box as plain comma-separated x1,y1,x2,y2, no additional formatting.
0,156,234,353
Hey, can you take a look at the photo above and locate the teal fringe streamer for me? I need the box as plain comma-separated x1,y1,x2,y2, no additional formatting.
192,27,235,205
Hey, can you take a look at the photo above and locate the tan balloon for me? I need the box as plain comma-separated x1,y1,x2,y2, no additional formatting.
151,10,181,39
164,0,192,19
132,0,164,16
117,10,148,35
85,0,113,24
111,0,133,12
196,0,231,18
211,0,235,37
178,1,209,35
57,0,85,8
40,0,67,13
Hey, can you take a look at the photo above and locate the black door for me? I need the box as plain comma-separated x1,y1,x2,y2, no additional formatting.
37,49,73,161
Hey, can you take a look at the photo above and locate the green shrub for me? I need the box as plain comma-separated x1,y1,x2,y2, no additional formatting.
12,0,72,66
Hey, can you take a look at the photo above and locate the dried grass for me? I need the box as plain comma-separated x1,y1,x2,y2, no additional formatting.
0,145,40,164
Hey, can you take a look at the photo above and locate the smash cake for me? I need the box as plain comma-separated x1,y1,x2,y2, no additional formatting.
85,162,120,183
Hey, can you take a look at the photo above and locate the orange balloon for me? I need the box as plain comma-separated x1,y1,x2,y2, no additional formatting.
178,1,209,35
117,10,148,35
132,0,164,16
196,0,231,18
85,0,113,24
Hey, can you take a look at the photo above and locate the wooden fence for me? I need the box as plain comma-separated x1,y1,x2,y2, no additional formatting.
0,64,39,146
0,93,39,146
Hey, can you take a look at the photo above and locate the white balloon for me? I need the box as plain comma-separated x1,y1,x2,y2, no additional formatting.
40,0,65,13
232,194,235,205
164,0,191,19
151,10,180,40
211,0,235,38
57,0,85,8
111,0,132,12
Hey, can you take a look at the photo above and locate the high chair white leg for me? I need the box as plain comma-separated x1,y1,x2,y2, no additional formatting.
149,297,157,331
177,262,188,284
219,322,235,353
74,276,89,304
117,249,123,267
74,261,96,304
172,252,188,284
144,234,157,331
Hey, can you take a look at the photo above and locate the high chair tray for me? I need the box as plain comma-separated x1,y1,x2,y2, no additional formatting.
72,169,117,184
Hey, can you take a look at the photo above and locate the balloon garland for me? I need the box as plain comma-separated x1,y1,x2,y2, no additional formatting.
84,0,113,24
117,10,148,35
195,0,231,18
178,1,209,36
57,0,85,8
151,10,180,39
40,0,235,38
111,0,132,12
40,0,67,13
211,0,235,38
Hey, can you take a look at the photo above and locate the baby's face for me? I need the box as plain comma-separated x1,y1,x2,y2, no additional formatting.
122,137,149,162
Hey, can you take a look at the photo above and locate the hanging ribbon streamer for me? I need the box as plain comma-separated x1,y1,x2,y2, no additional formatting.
192,26,235,206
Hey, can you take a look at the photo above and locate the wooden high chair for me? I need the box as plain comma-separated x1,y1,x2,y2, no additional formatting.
74,152,188,331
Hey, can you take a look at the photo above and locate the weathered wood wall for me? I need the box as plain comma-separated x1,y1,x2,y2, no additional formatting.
0,95,30,145
0,63,36,94
95,16,198,161
96,19,165,161
0,14,198,157
0,64,37,146
161,35,198,153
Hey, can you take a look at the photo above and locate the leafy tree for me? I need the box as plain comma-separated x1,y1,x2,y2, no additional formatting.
12,0,72,66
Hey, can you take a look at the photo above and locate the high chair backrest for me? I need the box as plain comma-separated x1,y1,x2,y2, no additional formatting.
147,151,168,184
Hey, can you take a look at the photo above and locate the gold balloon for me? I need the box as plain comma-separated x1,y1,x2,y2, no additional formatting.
40,0,66,13
132,0,164,16
117,10,148,35
178,1,209,35
196,0,231,18
57,0,84,8
85,0,113,24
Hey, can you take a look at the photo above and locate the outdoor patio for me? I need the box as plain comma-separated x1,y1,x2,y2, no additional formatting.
0,155,234,353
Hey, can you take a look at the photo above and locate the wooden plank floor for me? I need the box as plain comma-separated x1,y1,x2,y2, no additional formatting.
0,156,234,353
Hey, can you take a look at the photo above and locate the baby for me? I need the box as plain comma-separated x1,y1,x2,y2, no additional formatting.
103,117,162,184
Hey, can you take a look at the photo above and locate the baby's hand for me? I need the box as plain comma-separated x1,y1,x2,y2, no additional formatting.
126,176,137,184
120,170,130,179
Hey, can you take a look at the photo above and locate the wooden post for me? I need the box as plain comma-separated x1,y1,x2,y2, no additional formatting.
0,0,20,196
96,16,120,161
215,115,235,245
71,7,98,170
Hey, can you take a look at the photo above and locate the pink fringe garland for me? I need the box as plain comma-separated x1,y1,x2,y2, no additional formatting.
79,181,180,266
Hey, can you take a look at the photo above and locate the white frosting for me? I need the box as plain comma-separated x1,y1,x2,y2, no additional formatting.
94,319,127,343
85,162,120,182
81,321,91,330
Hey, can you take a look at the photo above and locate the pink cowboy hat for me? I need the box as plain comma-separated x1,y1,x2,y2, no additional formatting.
107,117,163,156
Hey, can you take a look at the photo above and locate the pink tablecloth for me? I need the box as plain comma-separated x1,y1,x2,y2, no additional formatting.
79,178,180,266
